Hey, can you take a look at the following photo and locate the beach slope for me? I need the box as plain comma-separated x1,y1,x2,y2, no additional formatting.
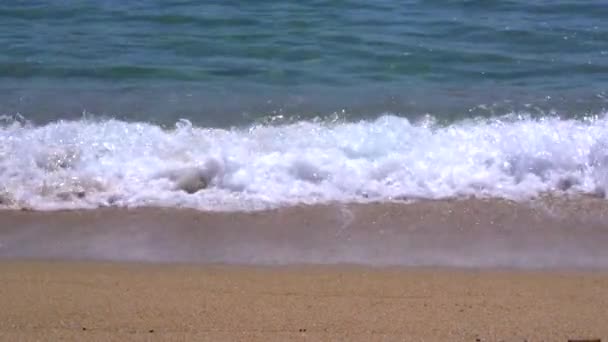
1,261,607,341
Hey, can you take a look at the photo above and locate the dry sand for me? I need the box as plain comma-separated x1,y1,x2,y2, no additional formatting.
0,261,607,341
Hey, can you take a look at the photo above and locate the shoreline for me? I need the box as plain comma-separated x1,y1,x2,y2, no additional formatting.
2,197,608,269
1,260,607,341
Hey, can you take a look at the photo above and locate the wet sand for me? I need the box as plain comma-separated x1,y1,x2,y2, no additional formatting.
2,198,608,268
1,261,607,341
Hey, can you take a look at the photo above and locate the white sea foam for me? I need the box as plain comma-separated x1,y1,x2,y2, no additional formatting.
1,114,608,211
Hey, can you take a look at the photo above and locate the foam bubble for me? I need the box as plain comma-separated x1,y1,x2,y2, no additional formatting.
1,114,608,211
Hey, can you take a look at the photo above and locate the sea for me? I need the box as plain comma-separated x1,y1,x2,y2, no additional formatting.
1,1,608,211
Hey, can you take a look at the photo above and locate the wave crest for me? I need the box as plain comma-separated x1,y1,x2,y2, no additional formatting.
1,113,608,210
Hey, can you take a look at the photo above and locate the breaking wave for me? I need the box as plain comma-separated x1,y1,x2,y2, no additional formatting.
2,113,608,211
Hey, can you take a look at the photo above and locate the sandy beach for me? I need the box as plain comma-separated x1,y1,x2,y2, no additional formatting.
2,199,608,341
0,261,606,341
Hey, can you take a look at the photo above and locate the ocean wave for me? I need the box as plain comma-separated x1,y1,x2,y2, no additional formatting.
1,113,608,211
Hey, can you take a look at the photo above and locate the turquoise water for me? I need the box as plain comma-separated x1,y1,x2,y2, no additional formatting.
1,1,607,125
2,2,608,210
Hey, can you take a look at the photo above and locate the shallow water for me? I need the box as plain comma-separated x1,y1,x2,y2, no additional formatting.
1,1,608,210
3,200,608,268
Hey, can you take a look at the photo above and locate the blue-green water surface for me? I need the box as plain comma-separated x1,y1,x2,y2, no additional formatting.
1,1,607,125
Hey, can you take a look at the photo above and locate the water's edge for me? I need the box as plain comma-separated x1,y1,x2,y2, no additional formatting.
2,198,608,269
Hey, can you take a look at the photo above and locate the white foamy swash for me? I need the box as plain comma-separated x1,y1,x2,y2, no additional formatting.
1,114,608,211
